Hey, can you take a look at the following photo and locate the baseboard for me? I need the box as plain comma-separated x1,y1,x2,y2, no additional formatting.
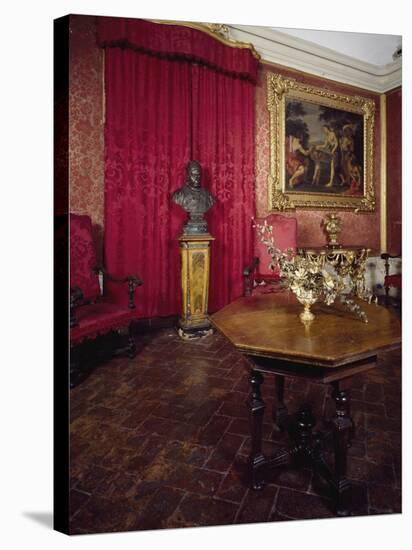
132,315,179,332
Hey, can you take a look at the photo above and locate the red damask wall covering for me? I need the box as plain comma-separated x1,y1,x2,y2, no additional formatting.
255,62,381,250
68,16,388,261
386,87,402,255
69,15,104,261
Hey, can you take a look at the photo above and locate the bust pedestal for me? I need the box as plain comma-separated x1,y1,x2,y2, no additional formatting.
178,234,215,339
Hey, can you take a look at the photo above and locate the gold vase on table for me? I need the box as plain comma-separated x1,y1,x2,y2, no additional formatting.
295,289,318,322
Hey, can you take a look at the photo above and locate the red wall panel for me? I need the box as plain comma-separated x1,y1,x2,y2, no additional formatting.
386,88,402,255
69,15,104,261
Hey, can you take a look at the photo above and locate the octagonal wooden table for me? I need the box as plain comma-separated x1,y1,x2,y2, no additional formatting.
211,292,401,516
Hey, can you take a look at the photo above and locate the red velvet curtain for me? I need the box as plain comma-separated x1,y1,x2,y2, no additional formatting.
101,19,256,317
104,48,189,317
191,65,255,311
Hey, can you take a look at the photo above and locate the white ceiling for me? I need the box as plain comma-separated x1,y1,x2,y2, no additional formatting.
271,28,402,67
229,24,402,91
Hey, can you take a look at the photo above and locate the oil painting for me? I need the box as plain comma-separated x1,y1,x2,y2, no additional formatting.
267,73,376,211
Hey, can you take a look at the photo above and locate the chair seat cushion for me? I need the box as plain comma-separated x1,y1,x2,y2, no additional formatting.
252,279,284,295
254,272,281,283
384,274,402,289
70,302,138,345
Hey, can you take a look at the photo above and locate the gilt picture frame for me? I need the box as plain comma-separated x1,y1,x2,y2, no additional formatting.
267,72,376,212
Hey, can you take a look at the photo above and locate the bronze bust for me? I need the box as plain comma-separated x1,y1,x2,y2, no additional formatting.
172,160,216,234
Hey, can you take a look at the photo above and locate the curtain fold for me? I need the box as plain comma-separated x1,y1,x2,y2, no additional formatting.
191,64,256,311
104,48,189,317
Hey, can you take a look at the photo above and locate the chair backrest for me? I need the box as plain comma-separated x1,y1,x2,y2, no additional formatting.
254,214,297,277
70,213,100,302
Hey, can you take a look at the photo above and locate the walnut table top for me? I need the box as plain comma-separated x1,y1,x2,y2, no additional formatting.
211,292,401,368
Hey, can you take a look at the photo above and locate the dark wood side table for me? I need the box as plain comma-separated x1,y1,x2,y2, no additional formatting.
211,292,401,516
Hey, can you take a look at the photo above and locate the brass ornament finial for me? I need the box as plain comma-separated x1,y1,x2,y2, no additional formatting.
323,213,342,248
204,23,230,39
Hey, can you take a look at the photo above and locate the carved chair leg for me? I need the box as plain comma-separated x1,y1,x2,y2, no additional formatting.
248,370,266,490
273,375,288,430
384,284,390,306
244,274,253,297
127,326,137,358
332,382,353,516
117,325,137,359
69,346,85,389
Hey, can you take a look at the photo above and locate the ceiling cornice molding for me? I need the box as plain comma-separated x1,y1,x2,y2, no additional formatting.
228,25,402,93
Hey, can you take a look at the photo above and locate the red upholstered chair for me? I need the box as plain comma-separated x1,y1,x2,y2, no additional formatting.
381,253,402,307
244,214,297,296
70,213,142,386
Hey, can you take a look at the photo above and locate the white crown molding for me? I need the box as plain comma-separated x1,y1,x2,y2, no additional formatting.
228,25,402,93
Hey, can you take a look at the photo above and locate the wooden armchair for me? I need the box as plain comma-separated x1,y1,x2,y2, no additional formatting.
381,253,401,307
70,213,143,386
244,214,297,296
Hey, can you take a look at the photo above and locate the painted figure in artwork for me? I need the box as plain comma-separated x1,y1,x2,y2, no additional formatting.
339,124,356,186
309,147,323,186
286,135,310,188
343,153,363,196
316,125,339,187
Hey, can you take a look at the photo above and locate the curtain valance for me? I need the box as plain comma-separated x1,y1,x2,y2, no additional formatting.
96,17,259,83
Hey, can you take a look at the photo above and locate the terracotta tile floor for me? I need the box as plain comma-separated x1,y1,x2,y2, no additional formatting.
69,324,402,534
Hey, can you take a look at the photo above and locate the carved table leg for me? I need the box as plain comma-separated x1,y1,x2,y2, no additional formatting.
332,382,353,516
295,404,316,465
248,370,266,490
272,375,288,431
